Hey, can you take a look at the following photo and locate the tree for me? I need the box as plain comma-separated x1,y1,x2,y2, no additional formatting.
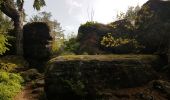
30,11,64,39
116,5,140,25
0,11,13,34
0,0,46,55
30,11,65,55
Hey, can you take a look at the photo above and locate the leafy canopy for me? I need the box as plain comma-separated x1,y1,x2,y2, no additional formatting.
0,0,46,11
33,0,46,10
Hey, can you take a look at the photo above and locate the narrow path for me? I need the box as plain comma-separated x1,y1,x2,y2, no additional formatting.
14,78,45,100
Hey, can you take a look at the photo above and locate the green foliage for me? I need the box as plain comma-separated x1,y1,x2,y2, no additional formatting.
33,0,46,10
101,33,143,53
51,41,62,54
0,63,17,72
0,11,12,55
116,5,140,21
0,56,28,68
125,5,140,21
0,56,26,100
0,11,13,33
101,33,132,47
30,11,64,37
52,36,80,56
81,21,97,27
0,34,10,55
30,11,64,56
63,38,80,55
0,71,23,100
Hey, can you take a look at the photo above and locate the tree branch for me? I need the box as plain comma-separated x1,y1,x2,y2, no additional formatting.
18,0,24,11
0,0,19,20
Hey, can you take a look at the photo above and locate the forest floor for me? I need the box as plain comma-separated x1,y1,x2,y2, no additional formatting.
1,55,169,100
14,77,45,100
0,56,46,100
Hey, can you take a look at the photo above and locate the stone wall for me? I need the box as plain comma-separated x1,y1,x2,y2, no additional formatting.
45,55,163,100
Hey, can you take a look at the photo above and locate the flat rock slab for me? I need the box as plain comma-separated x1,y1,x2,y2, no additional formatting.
45,55,162,100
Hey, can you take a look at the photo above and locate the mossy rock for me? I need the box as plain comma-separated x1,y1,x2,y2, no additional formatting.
45,55,163,100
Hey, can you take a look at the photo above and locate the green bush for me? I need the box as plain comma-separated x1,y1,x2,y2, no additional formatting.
101,33,143,53
0,63,17,72
63,38,79,54
0,56,29,73
81,21,97,27
57,37,79,55
0,71,23,100
0,34,10,55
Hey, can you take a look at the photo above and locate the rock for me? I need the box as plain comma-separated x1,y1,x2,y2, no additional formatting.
45,55,160,100
32,88,44,94
77,23,111,54
136,0,170,54
23,22,52,70
77,20,134,54
21,69,42,82
32,79,45,89
153,80,170,94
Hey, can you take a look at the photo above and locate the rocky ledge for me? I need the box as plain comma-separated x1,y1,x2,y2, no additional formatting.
45,55,166,100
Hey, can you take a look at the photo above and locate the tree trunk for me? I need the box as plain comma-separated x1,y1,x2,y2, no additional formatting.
0,0,24,56
14,11,23,56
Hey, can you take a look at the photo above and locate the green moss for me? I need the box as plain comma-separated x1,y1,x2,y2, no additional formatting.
49,55,158,63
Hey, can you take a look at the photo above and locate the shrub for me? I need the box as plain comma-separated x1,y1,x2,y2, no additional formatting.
0,34,10,55
101,33,143,53
63,38,80,54
0,56,28,68
0,63,17,72
0,71,23,100
80,21,97,27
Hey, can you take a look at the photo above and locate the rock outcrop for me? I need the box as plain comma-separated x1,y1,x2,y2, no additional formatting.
77,20,134,54
45,55,164,100
77,23,112,54
136,0,170,54
23,22,52,70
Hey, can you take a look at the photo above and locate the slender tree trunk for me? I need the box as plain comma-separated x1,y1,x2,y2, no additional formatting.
14,11,24,56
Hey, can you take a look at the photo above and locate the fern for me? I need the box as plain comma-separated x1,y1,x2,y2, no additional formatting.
0,34,10,55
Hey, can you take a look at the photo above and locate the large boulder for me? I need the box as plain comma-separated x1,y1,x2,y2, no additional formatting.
23,22,52,70
77,20,134,54
77,22,112,54
45,55,163,100
135,0,170,54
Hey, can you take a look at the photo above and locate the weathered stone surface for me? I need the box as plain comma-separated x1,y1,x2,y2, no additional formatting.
23,22,52,70
21,68,42,82
77,20,134,54
153,80,170,95
45,55,162,100
136,0,170,54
